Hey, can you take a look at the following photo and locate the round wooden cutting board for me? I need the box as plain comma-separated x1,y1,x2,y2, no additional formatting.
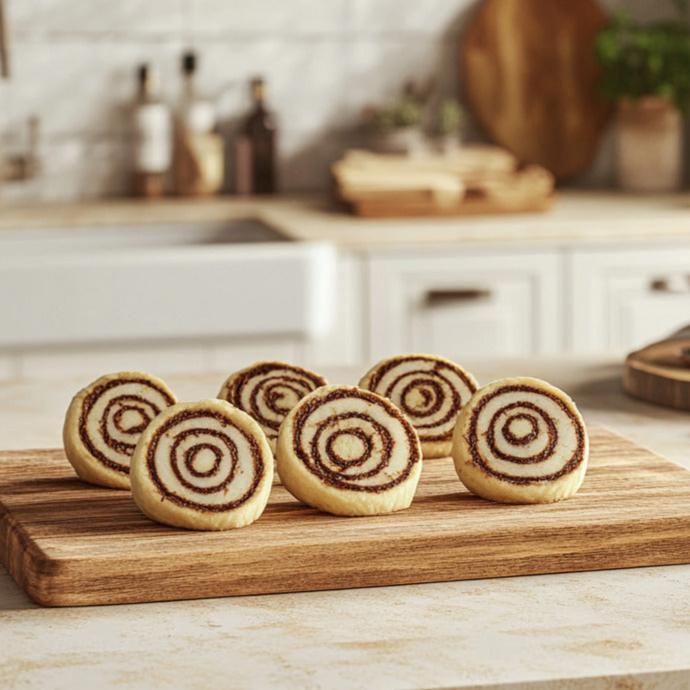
624,338,690,411
462,0,612,180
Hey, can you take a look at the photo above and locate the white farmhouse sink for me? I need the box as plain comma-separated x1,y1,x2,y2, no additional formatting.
0,220,335,347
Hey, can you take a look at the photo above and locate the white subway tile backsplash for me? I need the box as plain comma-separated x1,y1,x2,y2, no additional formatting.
349,0,473,36
279,127,365,191
0,136,130,202
3,38,183,137
343,36,457,122
8,0,187,39
2,0,652,201
189,0,349,36
193,38,349,132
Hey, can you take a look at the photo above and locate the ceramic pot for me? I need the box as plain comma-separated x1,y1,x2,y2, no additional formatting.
374,127,427,156
616,96,683,193
438,134,461,156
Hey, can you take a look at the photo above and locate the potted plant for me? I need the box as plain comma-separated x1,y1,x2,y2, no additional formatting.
596,2,690,192
436,99,465,155
363,81,429,156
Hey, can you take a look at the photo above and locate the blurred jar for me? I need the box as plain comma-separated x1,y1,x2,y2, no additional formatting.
173,50,224,197
616,96,683,193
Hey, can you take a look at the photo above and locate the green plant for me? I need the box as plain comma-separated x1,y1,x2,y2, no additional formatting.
363,80,431,132
369,95,423,131
596,3,690,111
436,99,464,137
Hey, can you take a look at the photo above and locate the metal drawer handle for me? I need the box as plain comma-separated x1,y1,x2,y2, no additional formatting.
425,288,492,307
650,275,690,294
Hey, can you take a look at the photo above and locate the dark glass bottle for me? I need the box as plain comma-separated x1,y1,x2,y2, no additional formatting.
243,77,277,194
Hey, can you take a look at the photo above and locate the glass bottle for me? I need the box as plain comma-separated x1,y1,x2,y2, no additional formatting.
132,63,172,198
243,77,277,194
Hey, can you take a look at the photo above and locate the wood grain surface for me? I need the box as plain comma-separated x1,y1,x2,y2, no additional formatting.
351,192,554,218
462,0,611,179
625,338,690,411
2,427,690,607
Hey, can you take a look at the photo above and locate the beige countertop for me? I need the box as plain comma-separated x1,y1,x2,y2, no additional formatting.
2,190,690,250
2,358,690,690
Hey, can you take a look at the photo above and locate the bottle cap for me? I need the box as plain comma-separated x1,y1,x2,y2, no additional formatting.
137,63,149,84
136,63,161,98
182,50,197,75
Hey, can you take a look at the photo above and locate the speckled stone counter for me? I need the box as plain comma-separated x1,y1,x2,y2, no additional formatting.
1,358,689,690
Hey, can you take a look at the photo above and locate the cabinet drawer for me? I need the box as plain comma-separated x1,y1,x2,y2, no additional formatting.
569,246,690,353
367,250,562,360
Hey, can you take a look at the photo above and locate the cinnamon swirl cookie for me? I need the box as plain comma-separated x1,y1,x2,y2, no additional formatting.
276,385,422,516
452,377,589,504
63,372,176,489
130,399,273,530
218,361,327,452
359,354,478,458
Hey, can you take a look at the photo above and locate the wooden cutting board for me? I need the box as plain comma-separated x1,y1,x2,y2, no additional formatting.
2,427,690,607
462,0,611,179
625,338,690,411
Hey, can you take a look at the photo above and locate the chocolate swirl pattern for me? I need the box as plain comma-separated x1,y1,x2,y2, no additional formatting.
360,354,478,458
63,372,176,489
452,377,589,504
130,400,273,530
218,361,327,451
276,386,422,516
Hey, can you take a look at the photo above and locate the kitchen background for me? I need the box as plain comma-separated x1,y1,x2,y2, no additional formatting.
2,0,690,385
0,0,680,201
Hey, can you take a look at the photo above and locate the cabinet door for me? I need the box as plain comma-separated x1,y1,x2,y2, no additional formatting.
569,246,690,353
367,250,562,360
304,251,365,368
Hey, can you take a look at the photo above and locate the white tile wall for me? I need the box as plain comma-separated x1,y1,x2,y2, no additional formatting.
0,0,679,201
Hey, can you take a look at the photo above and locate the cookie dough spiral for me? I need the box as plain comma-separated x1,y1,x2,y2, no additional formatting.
276,386,422,516
452,377,589,504
131,400,273,530
218,361,327,451
360,354,478,458
63,372,176,489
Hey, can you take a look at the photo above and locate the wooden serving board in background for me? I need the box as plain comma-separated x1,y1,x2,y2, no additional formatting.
2,427,690,607
462,0,611,179
351,192,554,218
625,338,690,411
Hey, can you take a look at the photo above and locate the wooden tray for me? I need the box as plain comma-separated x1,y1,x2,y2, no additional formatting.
350,193,553,218
2,427,690,607
624,338,690,411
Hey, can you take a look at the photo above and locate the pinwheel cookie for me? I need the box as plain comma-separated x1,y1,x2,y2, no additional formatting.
63,371,176,489
360,354,478,458
130,399,273,530
276,385,422,516
452,377,589,504
218,361,327,452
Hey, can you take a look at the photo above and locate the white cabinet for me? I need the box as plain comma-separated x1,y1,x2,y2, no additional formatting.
569,246,690,353
367,250,563,359
306,250,365,368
